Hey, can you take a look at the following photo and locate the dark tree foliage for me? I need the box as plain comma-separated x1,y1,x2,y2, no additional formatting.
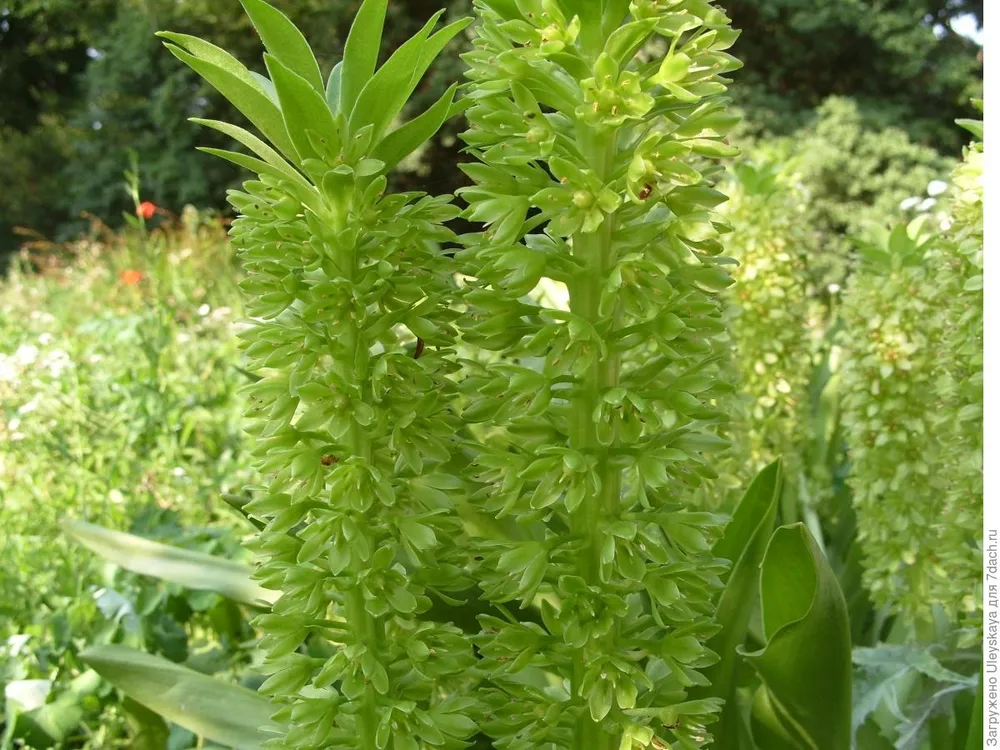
0,0,983,257
725,0,983,151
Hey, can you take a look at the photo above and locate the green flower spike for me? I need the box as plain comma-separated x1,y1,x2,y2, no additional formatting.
458,1,743,748
160,1,479,747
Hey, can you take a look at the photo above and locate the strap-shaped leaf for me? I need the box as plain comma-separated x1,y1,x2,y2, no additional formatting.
741,524,852,750
374,83,459,171
63,519,277,607
239,0,324,91
265,52,339,163
190,118,310,188
340,0,388,115
161,41,297,161
82,646,282,750
691,461,781,748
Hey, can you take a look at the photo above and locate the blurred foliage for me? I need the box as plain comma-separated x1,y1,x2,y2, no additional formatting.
725,0,983,151
0,212,260,747
0,0,472,253
739,97,955,290
0,0,983,262
837,118,983,635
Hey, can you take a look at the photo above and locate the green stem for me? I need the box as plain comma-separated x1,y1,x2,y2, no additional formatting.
568,126,618,750
331,190,381,750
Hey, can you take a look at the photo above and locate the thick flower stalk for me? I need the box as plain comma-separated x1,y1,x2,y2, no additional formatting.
457,1,742,747
161,1,479,747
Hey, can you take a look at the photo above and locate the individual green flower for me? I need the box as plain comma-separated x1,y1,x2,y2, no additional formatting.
578,54,654,128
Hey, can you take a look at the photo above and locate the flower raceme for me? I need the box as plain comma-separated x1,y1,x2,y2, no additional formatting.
161,1,478,748
163,0,745,747
456,1,743,748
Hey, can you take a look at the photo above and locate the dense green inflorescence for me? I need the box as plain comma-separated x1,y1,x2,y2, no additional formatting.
839,110,983,631
161,1,480,747
930,114,984,633
456,1,743,747
717,160,816,502
838,217,947,628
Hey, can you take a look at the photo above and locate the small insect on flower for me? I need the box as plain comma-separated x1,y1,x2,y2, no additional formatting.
136,201,158,220
120,269,143,286
639,183,654,200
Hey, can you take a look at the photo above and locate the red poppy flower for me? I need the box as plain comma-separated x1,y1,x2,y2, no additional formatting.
120,269,143,286
136,201,158,220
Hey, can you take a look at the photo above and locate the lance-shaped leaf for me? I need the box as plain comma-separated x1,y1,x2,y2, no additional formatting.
190,118,311,189
157,34,297,161
63,520,277,607
351,14,472,143
82,646,282,750
741,524,852,750
340,0,388,115
239,0,323,91
691,460,781,747
374,84,461,171
264,53,339,164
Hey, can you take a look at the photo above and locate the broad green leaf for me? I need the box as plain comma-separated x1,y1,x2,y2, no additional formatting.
341,0,388,115
238,0,323,91
123,698,171,750
374,84,459,171
189,118,310,188
742,524,852,750
691,461,781,748
159,40,297,161
63,519,277,607
81,646,281,750
264,53,339,163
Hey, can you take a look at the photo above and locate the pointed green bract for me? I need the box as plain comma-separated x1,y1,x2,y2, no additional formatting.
239,0,324,91
374,83,460,171
340,0,389,115
162,40,298,160
264,52,339,162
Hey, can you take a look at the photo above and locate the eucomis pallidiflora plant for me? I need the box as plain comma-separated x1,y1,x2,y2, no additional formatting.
721,161,815,497
456,1,742,748
929,111,983,635
159,1,481,747
839,110,983,633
